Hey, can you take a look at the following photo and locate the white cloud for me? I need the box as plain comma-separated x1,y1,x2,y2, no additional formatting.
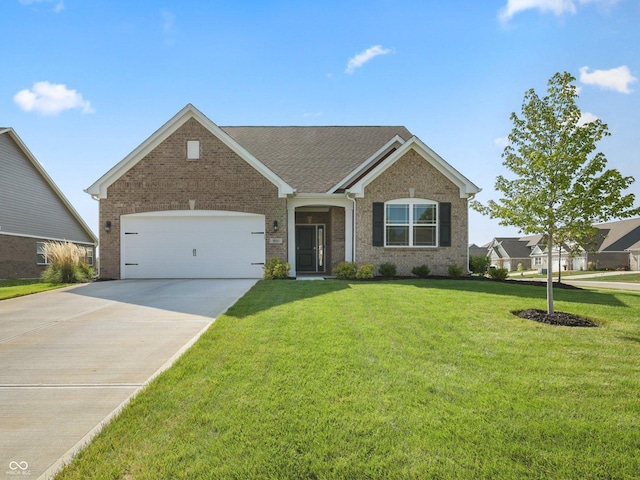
19,0,64,12
579,65,637,94
578,111,599,126
13,81,94,116
161,9,176,34
345,45,392,74
499,0,621,22
494,136,510,149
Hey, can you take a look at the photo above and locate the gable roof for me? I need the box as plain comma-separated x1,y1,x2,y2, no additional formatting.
347,136,481,198
595,217,640,252
469,243,490,257
86,104,295,199
87,104,479,199
490,237,532,259
498,218,640,255
222,126,412,193
0,128,97,245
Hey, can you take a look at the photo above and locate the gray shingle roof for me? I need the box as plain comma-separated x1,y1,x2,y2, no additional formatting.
221,126,412,193
596,217,640,252
493,237,533,258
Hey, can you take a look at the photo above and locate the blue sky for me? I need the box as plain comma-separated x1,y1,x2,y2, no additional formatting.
2,0,639,246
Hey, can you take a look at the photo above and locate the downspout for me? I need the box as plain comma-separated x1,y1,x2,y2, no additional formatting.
349,193,357,263
466,192,477,274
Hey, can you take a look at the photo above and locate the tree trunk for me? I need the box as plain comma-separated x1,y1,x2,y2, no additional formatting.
547,239,554,314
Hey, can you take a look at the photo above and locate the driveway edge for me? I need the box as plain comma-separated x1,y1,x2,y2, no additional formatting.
39,319,214,480
39,279,257,480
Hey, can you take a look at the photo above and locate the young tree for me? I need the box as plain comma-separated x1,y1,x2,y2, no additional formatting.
472,72,639,313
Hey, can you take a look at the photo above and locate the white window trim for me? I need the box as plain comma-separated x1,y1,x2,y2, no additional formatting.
85,247,94,266
384,198,438,248
36,242,48,265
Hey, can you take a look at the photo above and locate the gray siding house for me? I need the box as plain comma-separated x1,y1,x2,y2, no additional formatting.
0,128,97,279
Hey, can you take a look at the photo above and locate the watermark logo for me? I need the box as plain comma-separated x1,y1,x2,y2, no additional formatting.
6,461,30,476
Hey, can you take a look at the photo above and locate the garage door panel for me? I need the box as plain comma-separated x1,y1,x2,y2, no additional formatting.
121,212,266,279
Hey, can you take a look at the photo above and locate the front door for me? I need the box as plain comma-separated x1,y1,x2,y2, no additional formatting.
296,225,317,272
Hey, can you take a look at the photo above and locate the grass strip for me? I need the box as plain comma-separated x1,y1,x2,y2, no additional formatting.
0,279,68,300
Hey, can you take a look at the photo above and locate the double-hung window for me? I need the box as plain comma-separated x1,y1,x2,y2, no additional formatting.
385,199,437,247
36,242,47,265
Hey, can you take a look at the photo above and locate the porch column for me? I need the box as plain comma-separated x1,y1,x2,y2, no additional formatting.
287,204,296,276
345,204,354,263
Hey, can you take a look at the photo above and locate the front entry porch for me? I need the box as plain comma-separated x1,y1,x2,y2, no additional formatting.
287,197,354,277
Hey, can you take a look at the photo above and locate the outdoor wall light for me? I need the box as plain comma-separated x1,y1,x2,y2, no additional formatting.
273,220,279,232
104,221,112,233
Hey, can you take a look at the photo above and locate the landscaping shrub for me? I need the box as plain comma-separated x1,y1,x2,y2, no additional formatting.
488,267,509,281
448,264,464,278
469,255,491,274
411,264,430,278
378,262,397,277
263,257,291,279
334,261,357,279
40,241,94,284
355,263,375,280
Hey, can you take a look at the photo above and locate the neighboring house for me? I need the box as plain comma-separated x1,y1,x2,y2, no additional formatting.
530,217,640,272
0,128,98,279
468,243,490,259
487,237,533,271
86,104,480,279
480,217,640,274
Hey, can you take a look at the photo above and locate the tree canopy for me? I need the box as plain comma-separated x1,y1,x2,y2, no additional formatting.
472,72,639,313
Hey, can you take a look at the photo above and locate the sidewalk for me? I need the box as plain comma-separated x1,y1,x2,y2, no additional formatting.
509,270,640,292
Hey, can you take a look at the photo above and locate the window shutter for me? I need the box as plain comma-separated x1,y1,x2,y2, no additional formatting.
439,202,451,247
372,202,384,246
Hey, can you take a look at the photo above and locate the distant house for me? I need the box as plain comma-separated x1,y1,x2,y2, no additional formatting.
468,243,489,259
0,128,97,279
480,217,640,274
530,218,640,272
487,237,534,271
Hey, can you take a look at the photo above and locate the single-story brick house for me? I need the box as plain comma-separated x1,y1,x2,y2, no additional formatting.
1,127,97,279
86,104,480,279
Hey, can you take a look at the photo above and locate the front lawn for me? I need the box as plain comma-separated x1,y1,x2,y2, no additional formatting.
0,278,68,300
57,279,640,479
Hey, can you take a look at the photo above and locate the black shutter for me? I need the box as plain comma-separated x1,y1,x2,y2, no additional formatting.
372,202,384,246
439,202,451,247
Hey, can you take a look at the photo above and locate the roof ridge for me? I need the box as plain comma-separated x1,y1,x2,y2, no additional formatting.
220,125,409,129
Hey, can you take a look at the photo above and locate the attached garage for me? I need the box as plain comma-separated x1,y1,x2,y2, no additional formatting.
120,211,265,279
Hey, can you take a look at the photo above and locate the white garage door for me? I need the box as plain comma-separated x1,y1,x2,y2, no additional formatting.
121,211,265,279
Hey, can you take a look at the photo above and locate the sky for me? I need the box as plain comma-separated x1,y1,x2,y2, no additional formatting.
2,0,639,247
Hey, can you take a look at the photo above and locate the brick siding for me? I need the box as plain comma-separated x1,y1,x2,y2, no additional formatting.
0,235,47,279
99,118,287,279
356,149,469,276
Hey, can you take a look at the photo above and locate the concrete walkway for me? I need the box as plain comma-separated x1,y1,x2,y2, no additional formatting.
0,279,257,479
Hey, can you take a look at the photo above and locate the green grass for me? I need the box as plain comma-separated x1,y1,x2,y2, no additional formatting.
0,278,68,300
56,279,640,479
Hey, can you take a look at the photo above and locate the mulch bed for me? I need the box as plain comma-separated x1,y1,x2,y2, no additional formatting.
515,308,599,327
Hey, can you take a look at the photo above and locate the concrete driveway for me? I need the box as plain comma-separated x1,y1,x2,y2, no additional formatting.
0,279,257,479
